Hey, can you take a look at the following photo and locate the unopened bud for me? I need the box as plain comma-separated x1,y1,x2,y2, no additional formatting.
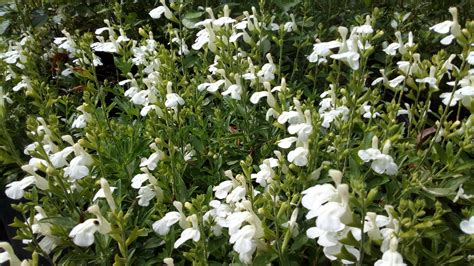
371,135,379,149
328,169,343,186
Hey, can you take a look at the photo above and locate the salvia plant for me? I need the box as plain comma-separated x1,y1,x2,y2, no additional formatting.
0,0,473,265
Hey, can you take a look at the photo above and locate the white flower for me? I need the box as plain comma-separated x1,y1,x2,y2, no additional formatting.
307,41,341,63
356,25,373,35
5,176,36,200
467,51,474,65
140,105,162,117
140,150,164,171
460,216,474,234
284,14,297,32
12,76,30,92
320,106,349,128
278,137,298,149
213,5,235,26
226,211,252,235
131,172,153,189
171,35,189,55
330,51,360,70
358,136,398,175
213,179,233,198
91,42,117,53
149,0,173,20
174,214,200,248
302,184,337,219
20,165,49,190
440,77,474,108
287,110,313,141
198,80,225,93
69,205,111,248
229,224,258,264
323,243,360,264
0,242,22,265
257,54,276,82
430,20,453,34
221,74,243,100
415,66,437,88
388,75,405,88
137,185,156,207
153,201,189,235
251,158,278,187
226,186,246,203
153,212,182,235
49,146,74,168
69,219,101,247
453,185,474,203
204,200,232,236
63,154,92,180
288,147,309,166
278,111,300,125
358,147,398,176
213,170,237,199
222,84,242,100
192,27,211,50
429,7,461,45
250,82,276,107
165,93,185,108
315,185,351,232
131,90,150,105
64,143,93,179
364,212,384,241
360,102,380,119
374,237,406,266
93,185,117,201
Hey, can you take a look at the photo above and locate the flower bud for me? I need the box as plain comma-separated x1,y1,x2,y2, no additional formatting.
100,178,116,211
328,169,343,186
184,202,193,211
163,258,174,266
46,166,57,176
371,135,379,149
382,140,391,154
276,202,288,219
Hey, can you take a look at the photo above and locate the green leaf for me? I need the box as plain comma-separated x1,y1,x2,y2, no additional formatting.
31,9,48,27
184,11,203,19
126,227,148,246
367,175,389,189
274,0,301,12
445,255,464,263
39,216,77,227
114,56,133,74
335,245,358,262
143,237,164,249
260,38,271,55
291,234,309,251
253,251,278,265
0,19,9,35
182,18,198,29
421,187,456,197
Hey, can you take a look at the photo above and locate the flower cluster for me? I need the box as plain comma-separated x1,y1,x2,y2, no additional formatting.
0,2,473,265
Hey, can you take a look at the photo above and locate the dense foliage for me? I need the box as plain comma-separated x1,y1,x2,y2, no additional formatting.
0,0,473,265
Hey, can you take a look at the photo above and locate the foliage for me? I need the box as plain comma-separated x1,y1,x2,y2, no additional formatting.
0,0,473,265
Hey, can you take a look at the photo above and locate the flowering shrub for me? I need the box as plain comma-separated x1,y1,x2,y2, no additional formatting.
0,1,473,265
